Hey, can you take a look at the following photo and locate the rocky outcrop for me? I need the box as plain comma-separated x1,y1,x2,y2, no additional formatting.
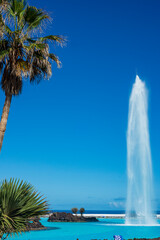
26,217,46,231
48,212,99,222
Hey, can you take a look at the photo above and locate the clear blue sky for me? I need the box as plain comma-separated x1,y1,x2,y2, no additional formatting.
1,0,160,211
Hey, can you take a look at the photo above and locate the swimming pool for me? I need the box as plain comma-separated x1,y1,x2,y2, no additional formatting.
12,218,160,240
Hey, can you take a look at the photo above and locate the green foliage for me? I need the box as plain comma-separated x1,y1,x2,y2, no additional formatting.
71,208,78,215
0,0,65,95
0,178,48,239
79,208,85,216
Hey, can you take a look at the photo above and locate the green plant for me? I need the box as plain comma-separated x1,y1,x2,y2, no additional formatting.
0,178,48,239
79,208,85,216
0,0,65,151
71,208,78,215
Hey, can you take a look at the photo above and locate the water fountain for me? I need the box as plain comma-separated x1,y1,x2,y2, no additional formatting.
126,75,155,225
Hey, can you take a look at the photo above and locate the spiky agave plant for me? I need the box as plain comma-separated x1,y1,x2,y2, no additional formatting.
0,178,48,240
0,0,65,151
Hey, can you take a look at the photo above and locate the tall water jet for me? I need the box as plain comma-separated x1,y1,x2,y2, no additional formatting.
126,75,155,225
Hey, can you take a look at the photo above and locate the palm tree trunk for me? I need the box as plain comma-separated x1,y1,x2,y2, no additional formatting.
0,94,12,151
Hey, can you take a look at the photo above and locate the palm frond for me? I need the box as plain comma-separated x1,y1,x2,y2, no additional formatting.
49,53,61,68
39,35,65,46
4,25,12,35
0,0,11,12
0,0,64,95
23,6,49,32
0,39,10,60
0,49,9,59
9,0,26,17
26,42,46,51
1,64,23,95
0,178,48,238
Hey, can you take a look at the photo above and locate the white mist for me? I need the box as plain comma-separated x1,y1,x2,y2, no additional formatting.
126,75,155,225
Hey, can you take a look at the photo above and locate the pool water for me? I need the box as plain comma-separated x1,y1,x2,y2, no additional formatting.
12,218,160,240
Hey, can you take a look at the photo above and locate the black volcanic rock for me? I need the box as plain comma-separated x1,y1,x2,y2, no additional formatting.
48,212,98,222
26,217,46,231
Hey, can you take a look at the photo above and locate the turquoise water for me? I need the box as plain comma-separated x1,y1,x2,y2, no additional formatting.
13,218,160,240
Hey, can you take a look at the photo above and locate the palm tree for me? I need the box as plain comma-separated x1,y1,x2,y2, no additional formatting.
0,178,48,240
71,207,78,215
0,0,64,151
80,207,85,216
